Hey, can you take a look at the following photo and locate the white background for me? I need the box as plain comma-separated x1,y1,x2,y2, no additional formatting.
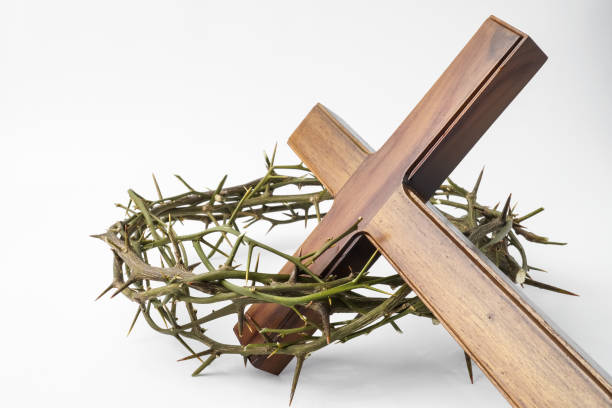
1,1,610,407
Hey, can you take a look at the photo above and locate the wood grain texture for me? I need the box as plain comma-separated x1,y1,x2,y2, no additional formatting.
369,187,611,407
234,15,612,406
288,104,371,196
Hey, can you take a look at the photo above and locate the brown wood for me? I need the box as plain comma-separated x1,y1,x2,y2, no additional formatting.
234,16,612,407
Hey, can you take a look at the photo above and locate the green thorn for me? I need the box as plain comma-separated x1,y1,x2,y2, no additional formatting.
126,307,141,337
289,355,305,406
191,354,218,376
464,351,474,384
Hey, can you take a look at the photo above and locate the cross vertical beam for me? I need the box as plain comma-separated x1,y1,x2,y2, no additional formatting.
235,16,612,407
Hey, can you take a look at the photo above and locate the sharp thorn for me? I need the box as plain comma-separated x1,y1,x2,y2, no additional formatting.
464,351,474,384
95,283,114,301
191,354,217,376
126,307,142,336
152,173,163,200
254,253,260,273
289,355,305,406
472,167,484,196
524,278,579,296
390,320,403,334
501,194,512,222
111,279,134,298
177,349,213,362
527,265,547,273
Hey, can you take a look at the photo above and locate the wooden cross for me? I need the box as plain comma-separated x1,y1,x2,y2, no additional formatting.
235,16,612,407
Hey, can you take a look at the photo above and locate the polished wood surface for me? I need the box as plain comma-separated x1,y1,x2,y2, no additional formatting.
235,16,612,407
